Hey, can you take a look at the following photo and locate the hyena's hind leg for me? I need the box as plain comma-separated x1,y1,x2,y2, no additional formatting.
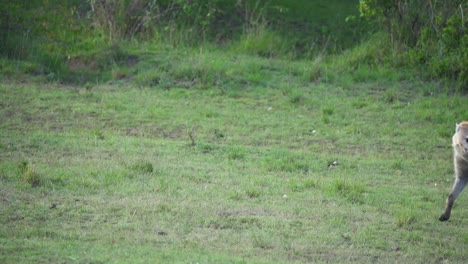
439,177,468,221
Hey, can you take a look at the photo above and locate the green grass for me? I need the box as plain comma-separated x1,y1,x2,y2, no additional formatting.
1,46,468,263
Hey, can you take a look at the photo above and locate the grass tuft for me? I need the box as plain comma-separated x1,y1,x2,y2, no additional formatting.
263,151,310,173
18,161,43,188
328,178,366,204
129,161,154,174
226,146,246,161
395,211,418,228
245,188,262,199
289,178,318,192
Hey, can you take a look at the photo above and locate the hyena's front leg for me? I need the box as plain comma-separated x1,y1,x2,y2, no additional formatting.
440,177,468,221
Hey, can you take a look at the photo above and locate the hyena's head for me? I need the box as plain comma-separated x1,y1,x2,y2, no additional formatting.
454,121,468,155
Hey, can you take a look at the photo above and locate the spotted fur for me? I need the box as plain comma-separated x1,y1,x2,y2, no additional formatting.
439,121,468,221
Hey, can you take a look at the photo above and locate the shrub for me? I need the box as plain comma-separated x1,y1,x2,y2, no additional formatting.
359,0,467,89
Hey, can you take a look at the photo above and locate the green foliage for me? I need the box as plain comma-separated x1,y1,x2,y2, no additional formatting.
86,0,268,44
0,0,100,80
1,0,372,83
1,0,465,88
88,0,158,40
359,0,467,88
64,44,135,84
412,12,467,86
266,0,370,56
330,32,391,70
232,27,289,58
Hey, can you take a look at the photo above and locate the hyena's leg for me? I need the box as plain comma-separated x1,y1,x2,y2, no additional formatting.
440,177,468,221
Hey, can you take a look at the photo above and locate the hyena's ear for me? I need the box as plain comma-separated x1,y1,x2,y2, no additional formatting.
456,123,461,132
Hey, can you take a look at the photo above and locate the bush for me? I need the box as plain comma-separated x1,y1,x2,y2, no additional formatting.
359,0,467,89
88,0,159,40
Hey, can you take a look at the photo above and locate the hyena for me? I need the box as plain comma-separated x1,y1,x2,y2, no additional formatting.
440,121,468,221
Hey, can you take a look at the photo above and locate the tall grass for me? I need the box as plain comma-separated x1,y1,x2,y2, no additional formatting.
0,0,370,85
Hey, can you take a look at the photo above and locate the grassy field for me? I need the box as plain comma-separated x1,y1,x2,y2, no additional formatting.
1,47,468,263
